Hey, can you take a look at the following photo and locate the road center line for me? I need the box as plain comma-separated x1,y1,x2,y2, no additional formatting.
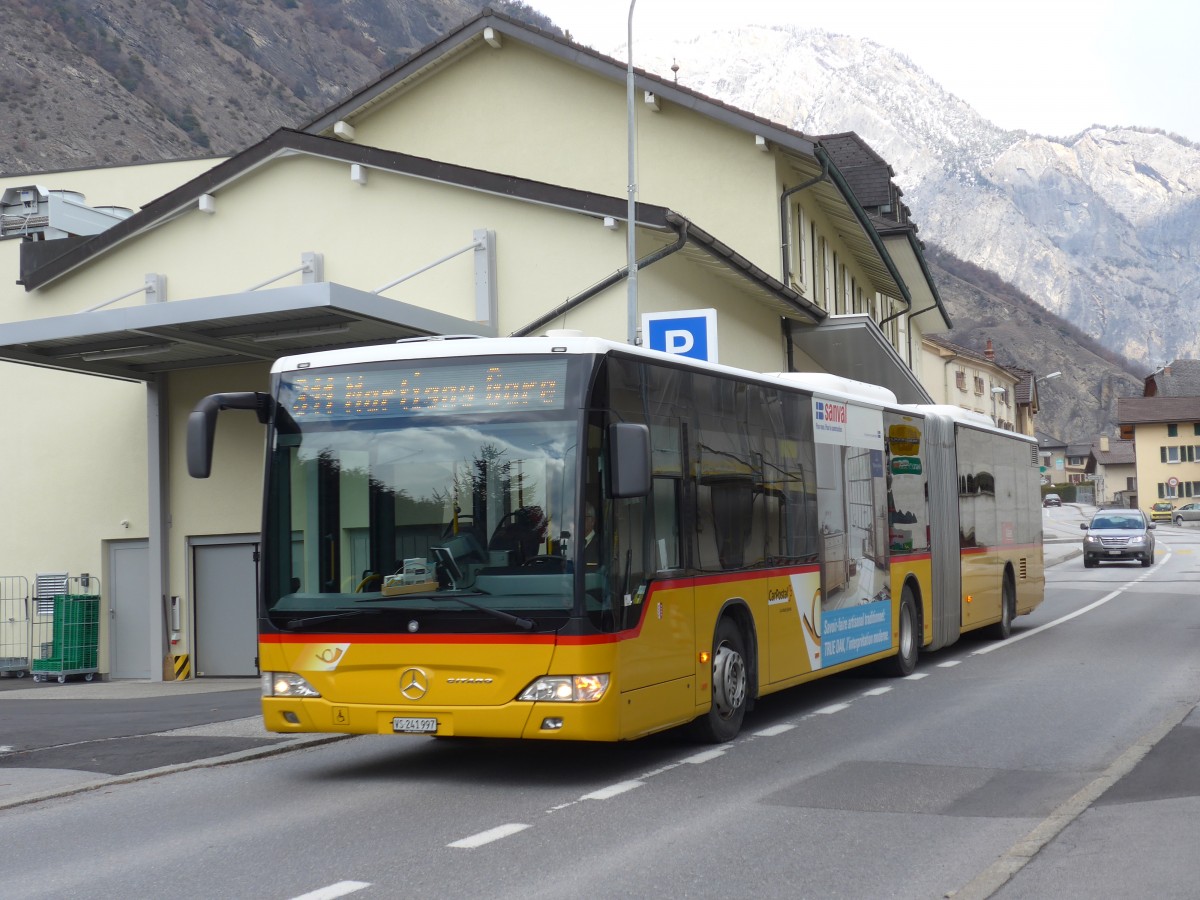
815,702,851,715
289,881,371,900
448,823,531,848
581,780,644,800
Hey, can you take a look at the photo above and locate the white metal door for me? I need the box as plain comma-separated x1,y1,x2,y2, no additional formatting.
193,539,258,677
109,540,150,679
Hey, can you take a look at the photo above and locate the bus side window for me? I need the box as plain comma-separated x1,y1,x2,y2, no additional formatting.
652,477,681,571
649,419,683,572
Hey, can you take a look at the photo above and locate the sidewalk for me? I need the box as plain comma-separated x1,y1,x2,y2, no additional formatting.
2,526,1085,812
0,677,343,810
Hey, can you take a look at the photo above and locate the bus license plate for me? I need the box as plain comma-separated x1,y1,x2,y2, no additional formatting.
393,717,438,733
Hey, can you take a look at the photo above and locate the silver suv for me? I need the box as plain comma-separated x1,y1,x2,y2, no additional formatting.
1081,510,1155,568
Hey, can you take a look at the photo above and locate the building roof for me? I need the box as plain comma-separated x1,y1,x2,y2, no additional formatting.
1036,430,1067,451
1144,359,1200,397
1117,395,1200,424
1091,439,1135,466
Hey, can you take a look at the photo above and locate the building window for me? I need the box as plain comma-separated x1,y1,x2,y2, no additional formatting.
973,376,985,395
1167,424,1178,437
956,371,967,391
1161,446,1181,464
792,206,808,290
1193,423,1200,437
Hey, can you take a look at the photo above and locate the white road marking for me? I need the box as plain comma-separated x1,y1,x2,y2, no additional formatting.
581,780,644,800
682,748,727,764
937,660,962,668
815,702,851,715
754,723,798,736
289,881,371,900
448,823,531,848
904,672,930,680
861,686,892,697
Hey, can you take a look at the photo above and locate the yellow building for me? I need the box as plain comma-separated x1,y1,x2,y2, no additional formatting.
0,10,951,680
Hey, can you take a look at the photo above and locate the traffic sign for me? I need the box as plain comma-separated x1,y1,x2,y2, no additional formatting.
641,308,718,362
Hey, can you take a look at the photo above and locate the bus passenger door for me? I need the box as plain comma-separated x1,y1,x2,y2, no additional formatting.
616,474,694,690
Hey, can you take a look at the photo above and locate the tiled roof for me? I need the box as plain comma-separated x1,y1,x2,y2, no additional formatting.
1145,359,1200,397
1117,396,1200,424
1092,440,1135,465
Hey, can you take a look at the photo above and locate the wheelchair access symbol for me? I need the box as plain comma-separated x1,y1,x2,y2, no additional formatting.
641,309,718,363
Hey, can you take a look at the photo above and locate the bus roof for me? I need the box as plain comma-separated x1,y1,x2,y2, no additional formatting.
271,334,898,411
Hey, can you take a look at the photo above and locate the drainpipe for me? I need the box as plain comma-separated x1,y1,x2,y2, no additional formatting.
512,218,689,337
906,300,940,373
778,155,831,286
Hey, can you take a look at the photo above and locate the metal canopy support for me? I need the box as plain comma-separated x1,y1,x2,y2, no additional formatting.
473,228,496,326
146,375,168,681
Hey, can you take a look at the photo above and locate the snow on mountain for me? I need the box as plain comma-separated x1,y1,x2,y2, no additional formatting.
633,25,1200,371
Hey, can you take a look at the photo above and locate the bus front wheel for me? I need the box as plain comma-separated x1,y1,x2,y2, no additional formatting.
689,618,748,743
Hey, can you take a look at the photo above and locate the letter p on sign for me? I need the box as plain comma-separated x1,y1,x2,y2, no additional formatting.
641,308,718,363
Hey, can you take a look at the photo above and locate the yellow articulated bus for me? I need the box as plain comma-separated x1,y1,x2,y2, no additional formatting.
187,335,1044,743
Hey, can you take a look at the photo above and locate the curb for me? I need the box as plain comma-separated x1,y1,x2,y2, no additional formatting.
0,732,352,812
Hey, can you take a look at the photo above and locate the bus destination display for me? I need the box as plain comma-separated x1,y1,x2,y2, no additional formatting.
280,359,568,420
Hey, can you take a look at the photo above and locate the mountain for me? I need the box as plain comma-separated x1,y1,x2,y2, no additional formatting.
923,248,1143,440
0,3,1164,440
634,27,1200,374
0,0,551,172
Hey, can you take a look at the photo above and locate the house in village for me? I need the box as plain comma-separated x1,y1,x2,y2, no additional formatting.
1119,360,1200,514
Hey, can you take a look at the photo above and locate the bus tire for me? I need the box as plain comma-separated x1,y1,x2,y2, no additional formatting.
988,575,1015,640
689,617,748,743
879,584,918,677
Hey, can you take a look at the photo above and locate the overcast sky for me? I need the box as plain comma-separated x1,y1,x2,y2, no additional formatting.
526,0,1199,142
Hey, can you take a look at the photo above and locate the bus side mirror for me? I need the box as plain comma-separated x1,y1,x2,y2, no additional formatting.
608,422,651,498
187,392,271,478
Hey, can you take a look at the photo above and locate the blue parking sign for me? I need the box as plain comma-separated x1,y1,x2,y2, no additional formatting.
641,308,718,362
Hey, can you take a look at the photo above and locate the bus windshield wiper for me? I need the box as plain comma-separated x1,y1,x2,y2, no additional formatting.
428,594,535,631
281,608,386,629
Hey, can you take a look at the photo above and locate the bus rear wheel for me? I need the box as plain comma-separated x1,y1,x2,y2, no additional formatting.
879,585,918,677
689,617,748,743
988,576,1015,640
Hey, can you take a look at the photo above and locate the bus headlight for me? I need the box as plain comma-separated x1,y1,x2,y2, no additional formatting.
262,671,321,698
518,674,610,702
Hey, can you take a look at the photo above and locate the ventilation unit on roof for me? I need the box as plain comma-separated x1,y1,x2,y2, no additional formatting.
0,185,133,240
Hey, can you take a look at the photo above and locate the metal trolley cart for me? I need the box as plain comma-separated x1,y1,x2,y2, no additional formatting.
0,576,31,678
31,575,101,684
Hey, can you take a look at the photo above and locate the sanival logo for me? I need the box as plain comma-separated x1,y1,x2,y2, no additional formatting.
815,400,847,424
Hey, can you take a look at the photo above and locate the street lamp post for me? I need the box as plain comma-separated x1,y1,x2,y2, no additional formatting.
626,0,638,345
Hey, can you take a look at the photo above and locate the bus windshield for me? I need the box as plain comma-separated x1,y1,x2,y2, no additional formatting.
262,356,587,633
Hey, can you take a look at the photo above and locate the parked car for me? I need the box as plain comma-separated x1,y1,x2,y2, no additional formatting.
1081,510,1155,568
1043,493,1062,507
1172,502,1200,526
1148,501,1175,522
